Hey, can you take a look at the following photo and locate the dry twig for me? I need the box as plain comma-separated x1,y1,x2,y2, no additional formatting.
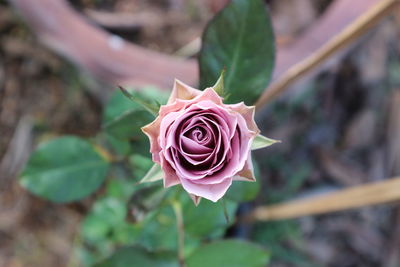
243,177,400,222
255,0,400,109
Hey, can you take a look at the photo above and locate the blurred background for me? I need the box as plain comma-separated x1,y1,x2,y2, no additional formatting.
1,0,400,266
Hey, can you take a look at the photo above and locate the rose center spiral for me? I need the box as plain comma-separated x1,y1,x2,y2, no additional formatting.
185,124,212,146
191,127,205,141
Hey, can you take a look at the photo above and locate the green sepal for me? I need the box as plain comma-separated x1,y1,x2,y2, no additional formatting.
139,164,163,184
251,134,280,150
213,69,226,97
118,86,159,116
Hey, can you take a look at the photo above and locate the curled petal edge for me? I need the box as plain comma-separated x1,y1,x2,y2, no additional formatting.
168,79,202,104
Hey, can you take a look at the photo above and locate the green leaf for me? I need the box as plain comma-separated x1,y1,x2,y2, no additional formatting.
104,134,131,156
102,88,161,140
103,109,153,140
182,195,237,238
226,181,259,202
92,198,127,226
81,197,128,243
129,154,155,180
106,178,136,200
112,222,139,244
128,183,167,214
251,134,280,150
133,205,181,251
139,164,163,184
252,221,312,266
104,89,141,123
94,246,178,267
130,191,237,252
81,213,112,243
187,240,270,267
226,159,260,202
199,0,275,105
20,136,109,203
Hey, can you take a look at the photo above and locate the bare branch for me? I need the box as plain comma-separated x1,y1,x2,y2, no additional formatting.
256,0,400,109
8,0,197,89
8,0,391,96
243,177,400,222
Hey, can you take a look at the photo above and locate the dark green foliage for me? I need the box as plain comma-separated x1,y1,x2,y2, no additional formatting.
199,0,275,105
187,240,270,267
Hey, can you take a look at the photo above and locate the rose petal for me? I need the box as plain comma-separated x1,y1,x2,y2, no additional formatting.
192,130,241,184
181,118,213,147
180,177,232,202
234,113,258,174
181,136,213,154
141,117,162,163
192,101,238,139
161,109,188,149
172,120,228,180
163,105,230,179
160,155,181,187
179,135,215,166
143,80,262,203
228,102,260,135
233,152,256,181
168,79,201,104
192,87,224,106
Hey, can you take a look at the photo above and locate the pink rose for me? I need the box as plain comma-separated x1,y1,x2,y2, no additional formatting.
142,80,260,204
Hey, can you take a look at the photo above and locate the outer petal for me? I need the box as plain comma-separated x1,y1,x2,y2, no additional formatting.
180,177,232,202
159,99,188,117
168,79,202,104
227,102,260,135
141,117,162,163
232,113,257,179
160,155,181,187
234,152,256,181
193,88,224,106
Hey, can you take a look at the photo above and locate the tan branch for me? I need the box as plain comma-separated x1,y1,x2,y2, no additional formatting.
256,0,400,109
8,0,197,89
243,177,400,222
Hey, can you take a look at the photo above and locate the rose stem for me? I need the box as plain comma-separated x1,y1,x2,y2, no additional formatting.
222,199,230,224
242,177,400,222
255,0,400,109
172,201,186,267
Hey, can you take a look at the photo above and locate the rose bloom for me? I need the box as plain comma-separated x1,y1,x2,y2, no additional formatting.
142,80,260,204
